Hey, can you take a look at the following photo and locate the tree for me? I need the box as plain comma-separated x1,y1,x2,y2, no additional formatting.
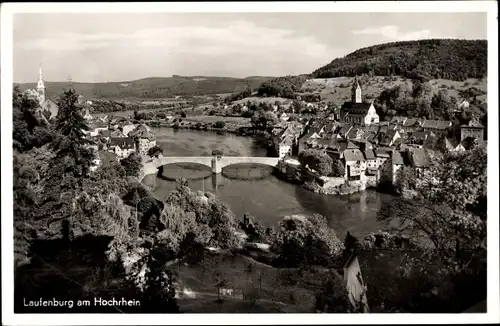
298,149,333,176
250,110,279,131
332,159,345,178
120,153,142,177
274,214,344,267
180,111,187,118
214,121,226,129
147,145,163,159
315,274,352,313
378,144,487,271
51,88,95,185
394,166,417,194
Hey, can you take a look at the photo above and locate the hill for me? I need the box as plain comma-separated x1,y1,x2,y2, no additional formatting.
311,39,487,81
14,76,275,100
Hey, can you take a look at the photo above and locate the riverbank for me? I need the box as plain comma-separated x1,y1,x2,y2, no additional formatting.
144,115,258,137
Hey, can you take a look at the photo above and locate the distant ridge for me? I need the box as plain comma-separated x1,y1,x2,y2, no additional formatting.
14,75,275,100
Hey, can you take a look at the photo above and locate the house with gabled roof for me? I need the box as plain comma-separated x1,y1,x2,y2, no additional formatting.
341,141,366,182
390,116,407,125
108,137,136,159
460,119,484,143
391,150,405,183
421,119,452,137
129,123,157,155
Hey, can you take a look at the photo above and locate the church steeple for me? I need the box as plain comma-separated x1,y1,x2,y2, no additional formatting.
351,76,362,103
37,64,46,104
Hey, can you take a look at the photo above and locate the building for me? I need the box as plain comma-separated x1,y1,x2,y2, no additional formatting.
391,150,404,183
421,119,452,137
108,137,136,159
83,108,93,121
460,119,484,142
340,77,379,126
121,124,138,137
23,66,60,119
343,254,370,313
342,141,366,182
128,124,156,155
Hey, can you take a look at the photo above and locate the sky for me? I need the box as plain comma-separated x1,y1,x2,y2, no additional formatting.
13,12,487,83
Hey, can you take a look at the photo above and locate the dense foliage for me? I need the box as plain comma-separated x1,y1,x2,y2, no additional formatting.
273,214,344,267
257,75,309,99
312,39,487,81
298,149,333,176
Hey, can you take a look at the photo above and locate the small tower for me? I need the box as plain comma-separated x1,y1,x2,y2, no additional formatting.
351,76,362,104
36,65,46,104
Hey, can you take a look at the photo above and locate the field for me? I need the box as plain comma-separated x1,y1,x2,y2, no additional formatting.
301,76,487,104
182,115,252,128
233,96,291,105
169,251,340,313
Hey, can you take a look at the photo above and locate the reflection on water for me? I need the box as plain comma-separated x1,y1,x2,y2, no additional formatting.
141,128,396,239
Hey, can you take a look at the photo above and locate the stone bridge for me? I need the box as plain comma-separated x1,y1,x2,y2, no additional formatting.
144,155,280,176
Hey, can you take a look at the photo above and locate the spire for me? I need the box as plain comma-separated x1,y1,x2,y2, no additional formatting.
38,64,43,81
37,64,46,104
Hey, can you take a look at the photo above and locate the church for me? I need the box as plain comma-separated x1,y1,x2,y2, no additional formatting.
24,66,59,119
340,76,379,126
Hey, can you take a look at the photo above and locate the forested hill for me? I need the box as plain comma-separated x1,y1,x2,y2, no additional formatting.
312,39,487,81
14,75,274,100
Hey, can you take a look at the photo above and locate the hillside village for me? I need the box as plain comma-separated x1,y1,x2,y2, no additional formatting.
270,76,485,194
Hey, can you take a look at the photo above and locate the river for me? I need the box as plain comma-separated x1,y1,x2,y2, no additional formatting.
142,127,396,239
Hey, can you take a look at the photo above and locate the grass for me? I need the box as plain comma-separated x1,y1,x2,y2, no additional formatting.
301,76,487,104
233,96,292,105
168,251,341,313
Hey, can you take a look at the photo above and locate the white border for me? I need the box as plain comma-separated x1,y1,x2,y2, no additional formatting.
2,2,499,325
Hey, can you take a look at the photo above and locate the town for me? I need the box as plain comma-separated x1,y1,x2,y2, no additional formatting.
23,68,485,197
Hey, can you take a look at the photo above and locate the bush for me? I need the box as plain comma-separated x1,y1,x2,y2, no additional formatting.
213,121,226,129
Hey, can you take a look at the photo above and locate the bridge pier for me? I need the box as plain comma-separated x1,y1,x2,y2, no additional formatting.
211,157,222,174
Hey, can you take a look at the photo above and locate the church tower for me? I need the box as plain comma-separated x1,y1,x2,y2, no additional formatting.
351,76,362,103
37,65,46,104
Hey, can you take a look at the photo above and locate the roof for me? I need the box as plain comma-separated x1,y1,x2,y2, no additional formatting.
98,129,111,137
109,137,135,149
411,149,431,168
364,148,376,160
375,148,391,158
461,119,484,128
421,120,452,130
128,124,156,140
392,150,404,165
390,116,407,124
342,102,373,115
344,148,366,162
403,118,419,127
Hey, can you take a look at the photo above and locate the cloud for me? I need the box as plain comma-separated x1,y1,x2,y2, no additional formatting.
351,25,431,41
17,20,334,61
15,20,341,80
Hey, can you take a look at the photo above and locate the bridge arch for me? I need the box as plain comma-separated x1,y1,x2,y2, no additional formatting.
153,156,280,174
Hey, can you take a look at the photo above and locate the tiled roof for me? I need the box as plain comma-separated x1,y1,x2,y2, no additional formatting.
364,148,376,160
403,118,418,127
392,150,404,165
342,102,373,115
390,116,407,124
344,148,366,162
375,148,391,158
461,119,484,128
109,137,135,149
421,120,452,130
